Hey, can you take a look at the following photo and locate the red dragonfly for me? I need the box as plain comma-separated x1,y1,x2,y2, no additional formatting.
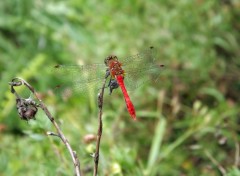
53,46,164,120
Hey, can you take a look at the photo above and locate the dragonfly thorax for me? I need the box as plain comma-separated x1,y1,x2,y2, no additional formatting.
105,55,125,77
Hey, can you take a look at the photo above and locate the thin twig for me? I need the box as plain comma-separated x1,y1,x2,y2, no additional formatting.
93,77,107,176
9,77,82,176
235,142,239,167
204,150,226,175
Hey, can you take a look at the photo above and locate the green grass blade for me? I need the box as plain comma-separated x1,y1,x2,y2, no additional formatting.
146,116,166,173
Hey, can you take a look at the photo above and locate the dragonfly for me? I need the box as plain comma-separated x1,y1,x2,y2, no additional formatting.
53,46,164,120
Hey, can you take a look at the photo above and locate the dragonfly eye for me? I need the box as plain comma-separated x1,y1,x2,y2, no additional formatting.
104,57,109,65
104,59,107,65
105,55,117,65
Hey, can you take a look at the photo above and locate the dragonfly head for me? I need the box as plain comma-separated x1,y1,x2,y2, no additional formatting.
104,55,118,66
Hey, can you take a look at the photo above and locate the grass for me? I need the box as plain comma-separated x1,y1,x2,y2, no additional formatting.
0,0,240,175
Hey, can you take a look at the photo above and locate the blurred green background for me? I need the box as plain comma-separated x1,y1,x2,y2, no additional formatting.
0,0,240,175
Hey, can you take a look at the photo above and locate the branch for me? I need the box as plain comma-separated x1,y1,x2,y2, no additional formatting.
93,77,107,176
9,77,82,176
204,150,226,175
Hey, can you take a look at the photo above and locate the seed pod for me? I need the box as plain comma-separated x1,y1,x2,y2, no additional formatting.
16,98,38,121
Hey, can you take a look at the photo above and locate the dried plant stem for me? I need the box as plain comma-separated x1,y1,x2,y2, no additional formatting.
204,150,226,175
235,142,239,167
94,77,107,176
9,78,82,176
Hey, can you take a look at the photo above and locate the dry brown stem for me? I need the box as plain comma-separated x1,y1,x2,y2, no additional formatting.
9,77,82,176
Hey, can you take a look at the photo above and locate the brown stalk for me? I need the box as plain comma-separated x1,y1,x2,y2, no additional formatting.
93,77,107,176
9,77,82,176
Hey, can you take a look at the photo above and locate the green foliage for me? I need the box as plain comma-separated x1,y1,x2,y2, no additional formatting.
0,0,240,175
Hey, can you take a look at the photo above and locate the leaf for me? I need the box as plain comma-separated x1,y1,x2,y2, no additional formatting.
146,116,166,173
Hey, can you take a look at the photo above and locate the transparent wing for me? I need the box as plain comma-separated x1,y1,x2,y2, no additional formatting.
51,46,164,96
52,63,107,95
123,65,164,90
121,46,164,90
121,46,158,66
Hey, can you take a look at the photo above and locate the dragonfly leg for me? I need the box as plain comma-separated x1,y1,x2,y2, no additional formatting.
97,77,113,93
105,68,119,95
105,69,110,79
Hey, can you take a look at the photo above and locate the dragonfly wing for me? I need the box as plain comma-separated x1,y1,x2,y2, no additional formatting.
123,67,162,91
122,47,164,91
121,46,158,66
52,63,107,95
